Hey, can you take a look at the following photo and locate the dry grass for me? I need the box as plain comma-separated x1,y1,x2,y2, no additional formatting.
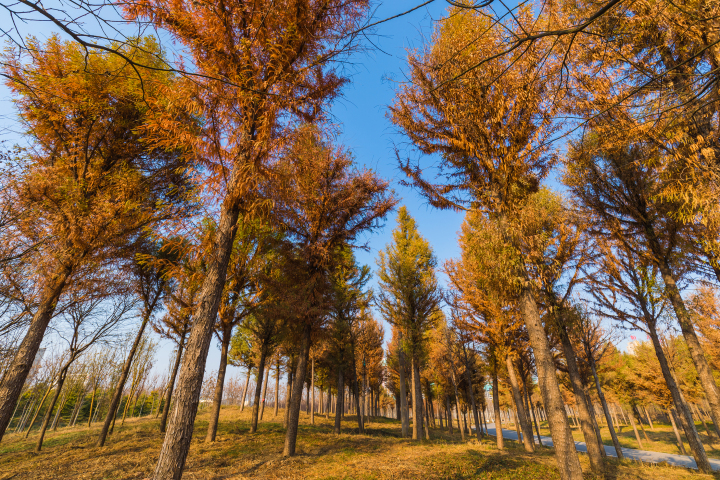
0,407,718,479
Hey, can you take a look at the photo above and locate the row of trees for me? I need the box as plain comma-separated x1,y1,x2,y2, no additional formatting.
3,1,720,480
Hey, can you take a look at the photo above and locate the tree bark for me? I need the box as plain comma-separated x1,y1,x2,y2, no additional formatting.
658,263,720,440
0,268,69,441
520,288,582,479
97,304,156,447
410,356,423,440
260,362,270,421
310,357,315,425
36,367,68,452
556,323,603,471
240,366,251,412
283,324,311,456
205,329,231,442
491,362,502,449
25,382,53,438
274,360,281,418
151,194,240,480
463,350,482,441
646,316,710,471
588,352,622,458
669,408,688,455
506,354,535,453
334,368,344,434
397,343,410,438
249,346,268,434
451,367,466,442
160,339,185,434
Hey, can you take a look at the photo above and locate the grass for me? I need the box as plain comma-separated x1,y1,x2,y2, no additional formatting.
534,417,720,458
1,407,718,479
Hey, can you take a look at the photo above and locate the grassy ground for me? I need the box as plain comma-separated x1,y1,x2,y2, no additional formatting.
534,418,720,458
1,407,717,480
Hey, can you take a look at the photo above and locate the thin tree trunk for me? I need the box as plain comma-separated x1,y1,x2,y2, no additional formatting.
668,408,687,455
557,323,603,471
250,346,268,434
86,386,97,428
334,368,344,434
36,368,68,452
25,382,53,438
283,324,311,456
505,354,535,453
310,357,315,425
463,351,482,441
445,396,453,434
240,365,251,412
644,405,655,431
646,316,709,471
588,350,623,459
260,362,270,421
634,405,650,442
152,196,241,480
626,405,643,449
658,263,720,440
205,331,231,442
491,362,502,449
160,340,185,434
274,360,280,418
397,343,409,438
451,368,465,442
410,356,423,440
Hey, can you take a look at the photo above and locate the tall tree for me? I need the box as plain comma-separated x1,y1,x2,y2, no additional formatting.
377,206,441,441
267,124,394,456
120,0,371,474
389,5,583,478
0,36,193,441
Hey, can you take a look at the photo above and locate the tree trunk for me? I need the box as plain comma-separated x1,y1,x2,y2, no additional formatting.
410,356,423,440
250,346,268,434
310,357,315,425
445,396,453,434
519,287,582,480
36,367,68,451
284,365,293,428
334,368,344,434
646,316,710,471
397,343,409,438
557,323,603,471
659,263,720,440
451,368,466,442
160,340,185,434
260,362,270,421
626,405,643,449
588,353,622,459
506,354,535,453
669,408,688,455
526,386,542,446
491,362,502,449
0,268,69,441
151,195,240,480
463,351,482,441
240,365,251,412
274,360,280,418
283,324,311,456
25,382,53,438
86,386,97,428
205,330,231,442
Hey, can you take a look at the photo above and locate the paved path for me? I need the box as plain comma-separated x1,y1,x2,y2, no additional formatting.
480,423,720,471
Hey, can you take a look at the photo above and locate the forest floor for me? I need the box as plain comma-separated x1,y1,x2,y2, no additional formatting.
536,419,720,458
0,407,718,480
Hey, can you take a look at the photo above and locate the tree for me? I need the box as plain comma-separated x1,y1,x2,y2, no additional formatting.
389,5,583,478
121,0,371,473
267,124,395,456
0,36,193,441
206,220,276,442
36,295,134,451
97,237,178,447
377,206,441,441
